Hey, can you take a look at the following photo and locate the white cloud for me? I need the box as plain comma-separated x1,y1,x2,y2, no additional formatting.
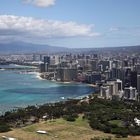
23,0,55,7
0,15,100,43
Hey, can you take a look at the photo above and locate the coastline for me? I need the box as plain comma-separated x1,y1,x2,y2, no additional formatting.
0,68,96,113
87,84,98,87
35,72,45,80
38,72,98,87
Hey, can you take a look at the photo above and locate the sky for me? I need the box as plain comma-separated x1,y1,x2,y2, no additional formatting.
0,0,140,48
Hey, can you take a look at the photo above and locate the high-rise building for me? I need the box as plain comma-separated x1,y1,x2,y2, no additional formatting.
39,63,45,73
116,79,123,91
124,86,138,101
100,86,111,99
44,56,50,64
78,59,86,67
85,72,101,84
99,60,110,71
43,56,50,72
54,55,60,64
137,75,140,94
123,60,128,67
106,79,122,95
105,70,111,80
135,64,140,74
130,71,137,88
122,67,131,87
56,68,77,82
99,79,123,100
45,63,49,72
89,60,97,71
33,54,40,61
132,57,137,66
110,68,122,80
39,54,43,61
112,60,120,69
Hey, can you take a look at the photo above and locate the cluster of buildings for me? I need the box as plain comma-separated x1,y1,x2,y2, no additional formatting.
100,79,139,101
98,57,140,101
38,51,140,102
0,47,140,102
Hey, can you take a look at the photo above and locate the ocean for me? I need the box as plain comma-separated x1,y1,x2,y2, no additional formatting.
0,64,94,114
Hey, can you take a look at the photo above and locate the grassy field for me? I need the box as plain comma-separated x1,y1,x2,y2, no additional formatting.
0,116,140,140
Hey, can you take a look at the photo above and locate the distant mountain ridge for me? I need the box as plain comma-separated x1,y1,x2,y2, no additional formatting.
0,41,69,54
0,41,140,54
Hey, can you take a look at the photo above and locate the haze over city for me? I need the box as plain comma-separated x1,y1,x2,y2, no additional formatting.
0,0,140,48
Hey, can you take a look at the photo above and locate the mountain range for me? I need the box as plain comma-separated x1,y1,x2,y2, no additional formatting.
0,41,140,54
0,41,69,54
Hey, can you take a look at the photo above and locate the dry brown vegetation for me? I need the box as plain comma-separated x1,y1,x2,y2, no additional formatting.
0,116,139,140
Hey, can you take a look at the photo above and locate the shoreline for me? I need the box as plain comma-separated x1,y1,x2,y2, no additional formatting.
0,92,93,115
38,72,98,87
0,70,96,114
0,66,98,88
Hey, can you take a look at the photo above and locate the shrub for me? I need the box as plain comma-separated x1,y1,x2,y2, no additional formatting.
111,127,128,137
64,114,77,122
0,124,11,133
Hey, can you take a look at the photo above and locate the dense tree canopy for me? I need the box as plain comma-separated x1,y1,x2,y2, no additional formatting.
1,96,140,137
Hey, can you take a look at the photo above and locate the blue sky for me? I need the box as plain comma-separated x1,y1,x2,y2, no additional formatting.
0,0,140,48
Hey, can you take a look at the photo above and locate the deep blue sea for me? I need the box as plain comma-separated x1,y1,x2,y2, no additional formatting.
0,65,94,114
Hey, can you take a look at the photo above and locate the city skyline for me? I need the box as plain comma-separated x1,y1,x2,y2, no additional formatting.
0,0,140,48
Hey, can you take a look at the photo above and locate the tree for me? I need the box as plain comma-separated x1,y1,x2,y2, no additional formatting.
0,124,11,132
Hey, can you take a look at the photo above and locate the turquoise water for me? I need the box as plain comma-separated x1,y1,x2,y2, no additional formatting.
0,65,94,113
